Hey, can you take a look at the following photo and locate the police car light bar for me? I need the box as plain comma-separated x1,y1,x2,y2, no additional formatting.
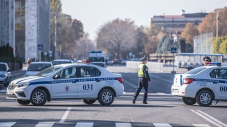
82,60,91,63
206,62,221,66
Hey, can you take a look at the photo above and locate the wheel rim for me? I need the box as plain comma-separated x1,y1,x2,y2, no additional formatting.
200,93,211,104
32,92,44,104
102,91,112,103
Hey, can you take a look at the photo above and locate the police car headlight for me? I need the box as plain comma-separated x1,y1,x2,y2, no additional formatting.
18,82,30,88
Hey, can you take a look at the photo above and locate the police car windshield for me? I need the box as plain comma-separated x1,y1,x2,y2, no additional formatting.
36,67,62,77
89,57,104,62
0,64,6,71
185,67,206,74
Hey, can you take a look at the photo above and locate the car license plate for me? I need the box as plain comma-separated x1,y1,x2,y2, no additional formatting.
7,90,14,94
173,89,179,93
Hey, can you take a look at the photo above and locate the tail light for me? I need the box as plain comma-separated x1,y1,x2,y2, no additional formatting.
183,78,194,85
117,77,123,83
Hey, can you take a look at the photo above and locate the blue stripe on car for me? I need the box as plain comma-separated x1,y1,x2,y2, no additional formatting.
28,77,118,86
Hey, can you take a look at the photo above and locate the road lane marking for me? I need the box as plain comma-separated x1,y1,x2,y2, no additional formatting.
0,122,16,127
149,75,173,83
123,80,137,88
156,93,171,95
153,123,172,127
115,123,132,127
59,107,72,123
193,124,211,127
197,110,227,127
75,122,93,127
35,122,54,127
190,109,222,127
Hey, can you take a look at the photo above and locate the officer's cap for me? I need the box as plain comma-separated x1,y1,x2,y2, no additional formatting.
140,56,147,61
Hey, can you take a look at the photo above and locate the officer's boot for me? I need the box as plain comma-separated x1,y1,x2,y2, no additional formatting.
132,99,136,104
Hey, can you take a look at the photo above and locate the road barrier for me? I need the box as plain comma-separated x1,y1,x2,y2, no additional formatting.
126,61,187,73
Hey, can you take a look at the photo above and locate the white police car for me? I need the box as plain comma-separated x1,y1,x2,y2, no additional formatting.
6,63,124,106
172,63,227,106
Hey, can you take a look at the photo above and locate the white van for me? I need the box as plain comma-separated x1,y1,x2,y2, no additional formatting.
88,51,105,67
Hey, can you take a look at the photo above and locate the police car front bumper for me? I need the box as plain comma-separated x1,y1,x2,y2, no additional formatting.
6,86,30,100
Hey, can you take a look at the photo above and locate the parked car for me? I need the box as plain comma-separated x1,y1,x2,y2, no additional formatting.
25,62,52,77
0,62,11,87
107,60,113,66
113,59,122,64
51,59,73,65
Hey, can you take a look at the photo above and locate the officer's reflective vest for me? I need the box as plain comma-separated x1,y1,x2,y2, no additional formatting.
138,64,145,77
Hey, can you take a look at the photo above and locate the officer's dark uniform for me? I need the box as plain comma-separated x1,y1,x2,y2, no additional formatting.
132,56,151,104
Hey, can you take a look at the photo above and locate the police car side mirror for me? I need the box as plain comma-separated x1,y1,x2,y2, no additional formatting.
54,75,60,79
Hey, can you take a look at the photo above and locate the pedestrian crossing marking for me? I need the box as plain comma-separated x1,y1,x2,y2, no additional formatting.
75,122,93,127
0,121,213,127
115,123,132,127
0,122,16,127
35,122,55,127
192,124,211,127
153,123,172,127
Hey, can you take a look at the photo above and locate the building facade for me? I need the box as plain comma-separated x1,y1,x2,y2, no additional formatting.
15,0,25,59
0,0,15,54
150,11,208,35
25,0,50,62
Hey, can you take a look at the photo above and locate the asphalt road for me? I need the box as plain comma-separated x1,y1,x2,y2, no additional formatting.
0,66,227,127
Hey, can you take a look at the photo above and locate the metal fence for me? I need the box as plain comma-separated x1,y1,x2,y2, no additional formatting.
193,32,213,54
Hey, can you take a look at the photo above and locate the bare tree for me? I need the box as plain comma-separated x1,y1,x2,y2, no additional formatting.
96,19,137,59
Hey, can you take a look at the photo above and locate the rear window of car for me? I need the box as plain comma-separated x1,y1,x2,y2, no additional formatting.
28,63,52,71
0,64,6,71
185,67,206,74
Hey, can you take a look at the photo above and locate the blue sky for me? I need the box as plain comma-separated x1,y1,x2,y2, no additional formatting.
62,0,226,41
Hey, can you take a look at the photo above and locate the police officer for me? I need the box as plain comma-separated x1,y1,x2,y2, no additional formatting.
132,56,151,104
203,56,212,66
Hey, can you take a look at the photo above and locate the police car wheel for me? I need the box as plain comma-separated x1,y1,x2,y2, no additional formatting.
182,97,196,105
196,90,213,107
83,99,96,104
30,89,47,106
17,100,30,105
98,89,114,105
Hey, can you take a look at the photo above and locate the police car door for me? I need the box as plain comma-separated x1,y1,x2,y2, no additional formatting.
77,66,102,98
210,68,227,99
52,67,78,98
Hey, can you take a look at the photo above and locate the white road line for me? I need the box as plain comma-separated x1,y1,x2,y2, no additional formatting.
0,90,6,93
123,80,137,88
193,124,211,127
153,123,172,127
149,75,173,83
35,122,55,127
75,122,93,127
190,109,222,127
59,107,72,123
0,122,16,127
156,93,171,95
115,123,132,127
197,110,227,127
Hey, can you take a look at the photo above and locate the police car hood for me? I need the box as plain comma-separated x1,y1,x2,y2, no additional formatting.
12,76,43,84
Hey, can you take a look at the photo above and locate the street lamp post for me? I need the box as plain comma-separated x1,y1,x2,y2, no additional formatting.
216,10,220,41
54,16,58,59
